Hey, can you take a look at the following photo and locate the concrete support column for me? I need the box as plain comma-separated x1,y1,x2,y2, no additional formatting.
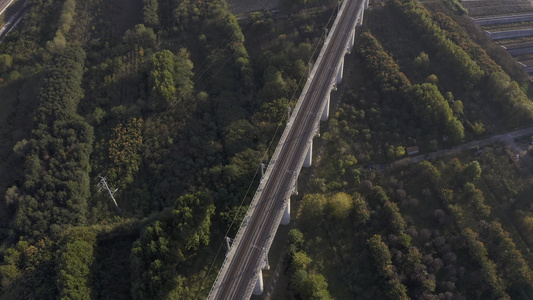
321,94,330,121
348,28,355,52
253,269,264,295
281,198,290,225
336,57,344,84
303,141,312,167
357,8,364,26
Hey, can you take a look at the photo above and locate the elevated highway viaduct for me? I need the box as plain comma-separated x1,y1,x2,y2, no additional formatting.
208,0,368,298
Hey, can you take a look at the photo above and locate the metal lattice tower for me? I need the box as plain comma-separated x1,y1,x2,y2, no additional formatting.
97,176,121,213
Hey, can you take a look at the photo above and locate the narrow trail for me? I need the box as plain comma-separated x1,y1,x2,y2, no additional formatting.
393,125,533,166
0,0,27,44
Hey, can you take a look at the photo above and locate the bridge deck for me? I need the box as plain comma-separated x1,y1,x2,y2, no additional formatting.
208,0,366,298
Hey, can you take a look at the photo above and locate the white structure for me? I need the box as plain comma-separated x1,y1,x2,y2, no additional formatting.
208,0,369,298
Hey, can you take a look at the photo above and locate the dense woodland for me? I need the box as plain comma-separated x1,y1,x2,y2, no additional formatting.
0,0,335,298
1,0,533,298
280,0,533,299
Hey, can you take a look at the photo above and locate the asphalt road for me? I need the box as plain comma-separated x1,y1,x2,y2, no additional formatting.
208,0,363,298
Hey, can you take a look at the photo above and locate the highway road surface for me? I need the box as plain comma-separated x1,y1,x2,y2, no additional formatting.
208,0,363,298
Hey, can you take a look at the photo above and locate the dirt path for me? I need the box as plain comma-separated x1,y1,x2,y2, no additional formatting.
394,126,533,165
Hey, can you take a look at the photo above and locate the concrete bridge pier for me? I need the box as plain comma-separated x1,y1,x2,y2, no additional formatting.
303,142,313,167
336,57,344,84
321,94,330,121
253,269,264,295
364,0,369,9
281,198,290,225
357,8,364,26
348,28,355,53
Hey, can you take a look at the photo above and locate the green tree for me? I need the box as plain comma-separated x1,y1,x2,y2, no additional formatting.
0,238,57,299
223,119,258,156
220,205,248,234
327,192,353,220
143,0,160,28
463,228,509,299
409,83,464,143
292,251,312,272
452,100,463,115
413,52,430,70
367,186,389,204
367,235,393,277
367,235,409,299
56,229,97,300
418,161,441,188
170,192,215,255
426,74,438,84
130,221,179,299
471,122,485,136
487,222,533,290
300,194,326,230
353,194,370,225
292,43,313,62
108,118,144,188
130,192,214,299
123,24,158,49
13,47,93,239
254,97,290,124
395,146,406,158
358,32,411,95
0,54,13,74
463,183,490,217
288,229,305,248
299,274,332,300
259,67,287,100
462,161,481,183
383,201,407,234
148,49,194,109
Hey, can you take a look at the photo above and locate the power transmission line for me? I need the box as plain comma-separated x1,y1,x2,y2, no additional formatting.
97,175,121,214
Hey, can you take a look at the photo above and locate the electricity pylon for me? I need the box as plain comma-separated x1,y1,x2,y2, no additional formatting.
97,176,121,213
